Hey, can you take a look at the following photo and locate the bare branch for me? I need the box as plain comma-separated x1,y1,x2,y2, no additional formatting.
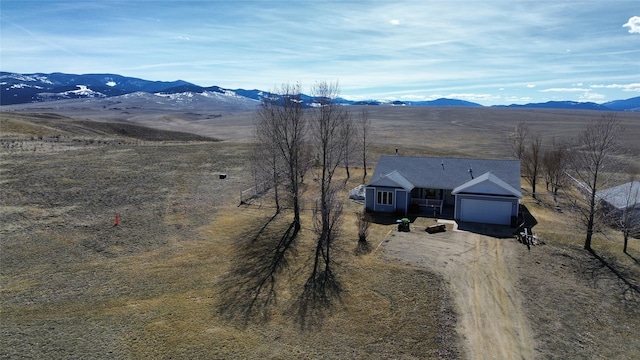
570,113,623,251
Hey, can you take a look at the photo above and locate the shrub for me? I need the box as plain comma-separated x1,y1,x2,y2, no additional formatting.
356,211,372,243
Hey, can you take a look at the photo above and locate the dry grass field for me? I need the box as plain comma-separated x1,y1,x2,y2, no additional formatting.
1,108,639,359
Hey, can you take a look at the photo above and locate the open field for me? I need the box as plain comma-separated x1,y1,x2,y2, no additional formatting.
1,109,639,359
0,112,459,359
4,103,640,162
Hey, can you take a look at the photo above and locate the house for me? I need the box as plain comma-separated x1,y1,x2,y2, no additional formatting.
596,180,640,224
365,156,522,226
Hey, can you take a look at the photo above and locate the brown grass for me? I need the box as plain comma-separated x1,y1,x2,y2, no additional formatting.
2,109,639,359
0,113,459,358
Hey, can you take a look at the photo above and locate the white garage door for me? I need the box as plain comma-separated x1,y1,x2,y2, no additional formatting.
460,198,512,225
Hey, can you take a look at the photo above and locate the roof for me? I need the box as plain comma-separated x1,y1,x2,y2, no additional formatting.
596,181,640,211
452,172,522,198
368,170,415,191
368,155,521,192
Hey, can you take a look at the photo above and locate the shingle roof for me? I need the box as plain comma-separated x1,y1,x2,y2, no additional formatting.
452,171,522,198
368,170,415,190
596,181,640,210
369,155,521,191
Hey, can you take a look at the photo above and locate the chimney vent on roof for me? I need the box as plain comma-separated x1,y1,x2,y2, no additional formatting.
441,160,444,170
468,164,474,179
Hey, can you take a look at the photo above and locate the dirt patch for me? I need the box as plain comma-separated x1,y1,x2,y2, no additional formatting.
379,218,535,359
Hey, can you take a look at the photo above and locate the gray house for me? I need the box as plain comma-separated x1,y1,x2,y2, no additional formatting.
365,156,522,226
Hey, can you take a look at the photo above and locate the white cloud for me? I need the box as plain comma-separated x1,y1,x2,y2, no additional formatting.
400,94,426,100
2,1,638,106
579,92,605,101
446,93,501,102
591,83,640,92
504,96,532,103
623,16,640,34
540,87,587,93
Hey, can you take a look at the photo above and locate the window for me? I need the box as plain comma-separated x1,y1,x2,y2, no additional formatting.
377,190,393,205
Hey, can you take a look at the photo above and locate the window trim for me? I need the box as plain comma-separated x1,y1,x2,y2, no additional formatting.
377,190,394,205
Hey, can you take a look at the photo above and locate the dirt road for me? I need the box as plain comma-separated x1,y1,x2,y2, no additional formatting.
380,220,536,360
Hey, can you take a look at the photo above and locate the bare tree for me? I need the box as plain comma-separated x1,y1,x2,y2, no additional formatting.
571,113,623,251
255,82,307,233
252,128,282,210
523,135,542,199
304,81,351,301
342,112,356,181
613,178,640,254
358,110,371,183
511,122,529,160
542,138,571,198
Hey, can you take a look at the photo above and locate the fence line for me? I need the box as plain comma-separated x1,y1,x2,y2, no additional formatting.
565,171,591,196
239,179,272,205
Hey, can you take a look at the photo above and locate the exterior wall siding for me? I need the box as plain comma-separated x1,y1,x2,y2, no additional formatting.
365,186,411,214
365,187,375,212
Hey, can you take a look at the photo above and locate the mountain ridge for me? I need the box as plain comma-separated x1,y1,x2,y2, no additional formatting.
1,71,638,111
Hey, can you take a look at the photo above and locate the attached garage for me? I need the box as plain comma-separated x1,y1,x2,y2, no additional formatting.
452,172,521,226
458,197,514,225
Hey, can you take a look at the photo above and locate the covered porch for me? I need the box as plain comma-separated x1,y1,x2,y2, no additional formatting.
409,187,454,215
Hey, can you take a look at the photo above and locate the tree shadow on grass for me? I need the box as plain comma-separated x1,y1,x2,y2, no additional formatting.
294,268,342,330
217,212,299,326
581,248,640,301
626,252,639,265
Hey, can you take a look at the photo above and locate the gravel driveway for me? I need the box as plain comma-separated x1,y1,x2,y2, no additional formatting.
379,218,536,360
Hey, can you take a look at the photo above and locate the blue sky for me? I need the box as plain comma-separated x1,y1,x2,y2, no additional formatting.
1,1,639,105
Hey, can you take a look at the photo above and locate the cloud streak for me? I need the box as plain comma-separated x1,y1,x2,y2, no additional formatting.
1,1,638,105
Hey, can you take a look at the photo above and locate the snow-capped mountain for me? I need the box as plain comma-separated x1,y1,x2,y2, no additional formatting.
1,72,638,111
0,72,192,105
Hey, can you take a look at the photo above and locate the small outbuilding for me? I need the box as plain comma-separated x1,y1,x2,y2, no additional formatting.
365,156,522,226
596,180,640,225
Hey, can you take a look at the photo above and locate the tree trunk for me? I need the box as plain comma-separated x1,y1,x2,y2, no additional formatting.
532,179,537,199
345,156,350,180
585,229,593,251
585,189,597,251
